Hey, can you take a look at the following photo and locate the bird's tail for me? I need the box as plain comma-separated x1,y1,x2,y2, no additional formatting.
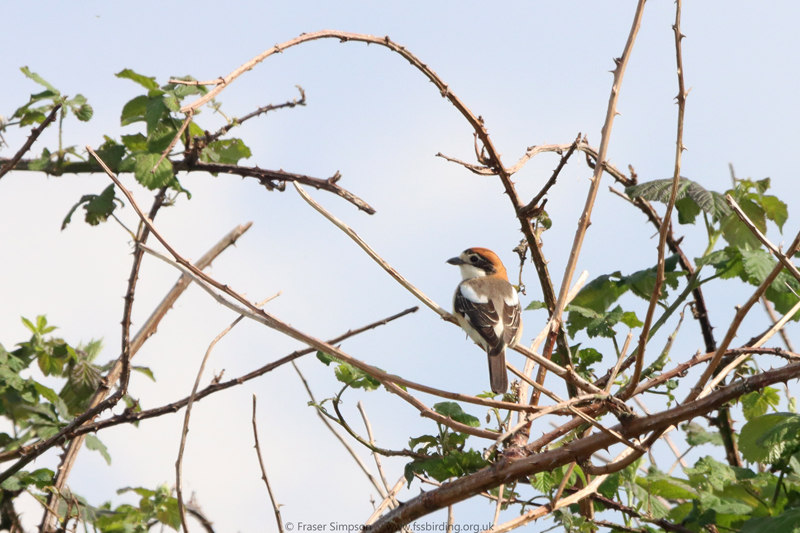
487,345,508,394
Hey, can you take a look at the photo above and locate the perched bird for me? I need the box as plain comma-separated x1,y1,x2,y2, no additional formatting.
447,247,522,394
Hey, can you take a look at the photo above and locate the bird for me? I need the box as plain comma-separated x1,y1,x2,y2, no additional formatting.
447,247,522,394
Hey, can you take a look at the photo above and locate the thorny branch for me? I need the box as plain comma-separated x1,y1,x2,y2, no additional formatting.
0,104,61,180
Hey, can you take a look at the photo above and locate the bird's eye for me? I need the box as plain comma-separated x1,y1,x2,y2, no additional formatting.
469,256,478,263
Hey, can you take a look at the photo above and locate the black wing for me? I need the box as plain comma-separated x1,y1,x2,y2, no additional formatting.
454,286,501,348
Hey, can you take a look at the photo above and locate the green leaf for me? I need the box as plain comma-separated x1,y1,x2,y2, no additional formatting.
73,102,93,122
84,185,119,226
316,351,335,366
675,195,702,225
94,137,127,172
121,133,147,151
201,139,252,165
740,508,800,533
525,300,547,311
432,402,480,427
682,422,723,447
685,456,737,492
145,97,169,134
121,95,148,126
116,69,159,90
146,121,178,154
739,413,800,464
626,177,731,222
761,195,788,232
132,366,156,382
333,362,380,391
573,345,603,378
740,248,774,285
20,67,58,93
133,153,174,189
638,473,697,500
18,110,47,126
404,449,488,485
531,471,555,493
85,434,112,465
741,387,781,421
408,435,438,451
620,311,643,329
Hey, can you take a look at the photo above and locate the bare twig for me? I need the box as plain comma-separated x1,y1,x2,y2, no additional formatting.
701,297,800,396
687,210,800,400
357,402,393,496
293,182,451,320
293,362,388,499
633,397,687,470
40,224,251,532
207,86,306,143
536,0,647,404
435,152,493,175
624,0,688,400
252,395,284,533
176,293,279,532
606,332,633,394
763,297,796,352
368,361,800,530
365,476,406,525
518,133,581,218
487,449,629,533
0,104,61,180
177,160,375,214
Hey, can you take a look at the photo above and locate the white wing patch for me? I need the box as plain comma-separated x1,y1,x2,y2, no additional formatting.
504,288,519,306
460,283,489,303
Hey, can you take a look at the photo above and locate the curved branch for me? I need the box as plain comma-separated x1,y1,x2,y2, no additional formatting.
369,361,800,531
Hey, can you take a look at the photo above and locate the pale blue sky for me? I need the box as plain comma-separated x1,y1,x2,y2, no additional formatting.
2,2,799,531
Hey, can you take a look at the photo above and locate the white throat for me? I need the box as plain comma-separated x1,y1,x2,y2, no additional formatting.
458,264,488,280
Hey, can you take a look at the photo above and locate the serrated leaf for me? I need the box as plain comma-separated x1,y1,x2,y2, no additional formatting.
201,139,252,165
146,121,178,154
620,311,643,329
740,508,800,533
404,449,488,485
409,435,438,451
741,387,780,421
739,413,800,464
761,195,788,232
19,110,47,126
73,103,93,122
433,402,480,427
682,422,723,447
145,97,169,134
116,69,158,90
740,248,775,285
675,195,702,225
133,153,174,189
121,133,147,151
627,177,732,223
84,184,118,226
525,300,547,311
94,138,127,172
20,67,58,93
121,95,148,126
531,471,555,493
85,434,112,465
333,362,380,391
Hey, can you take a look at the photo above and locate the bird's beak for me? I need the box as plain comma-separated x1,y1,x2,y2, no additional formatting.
447,257,465,266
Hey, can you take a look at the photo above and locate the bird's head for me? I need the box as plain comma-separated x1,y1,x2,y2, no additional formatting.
447,247,509,281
